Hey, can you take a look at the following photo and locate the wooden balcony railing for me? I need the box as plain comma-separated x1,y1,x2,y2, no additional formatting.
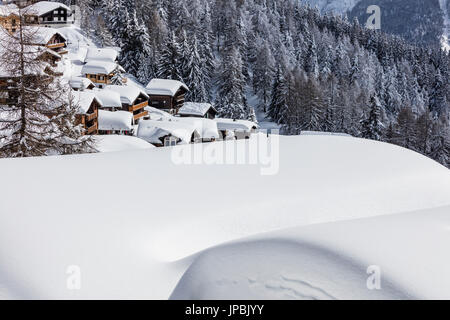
86,123,97,134
47,43,65,49
133,111,148,121
129,101,148,112
85,112,97,122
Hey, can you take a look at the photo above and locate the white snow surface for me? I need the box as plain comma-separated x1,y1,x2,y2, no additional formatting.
81,61,120,76
98,110,133,131
215,118,258,132
93,135,154,153
106,84,148,105
137,119,200,145
145,78,189,96
85,48,118,63
71,90,97,114
92,89,122,108
178,102,216,117
0,134,449,299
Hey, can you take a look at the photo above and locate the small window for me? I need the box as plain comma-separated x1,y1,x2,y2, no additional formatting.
54,10,58,14
164,136,177,147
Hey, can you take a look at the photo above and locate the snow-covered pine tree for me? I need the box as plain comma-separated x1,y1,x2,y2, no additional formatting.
429,70,448,117
267,67,288,123
119,7,153,84
0,16,93,157
157,31,183,81
252,41,275,113
182,35,208,102
429,118,450,167
360,95,384,141
215,46,248,119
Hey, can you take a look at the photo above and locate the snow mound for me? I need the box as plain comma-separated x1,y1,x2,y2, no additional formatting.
93,135,154,153
0,135,449,299
171,205,450,300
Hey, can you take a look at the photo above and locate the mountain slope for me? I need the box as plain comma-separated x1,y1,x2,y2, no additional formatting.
349,0,445,47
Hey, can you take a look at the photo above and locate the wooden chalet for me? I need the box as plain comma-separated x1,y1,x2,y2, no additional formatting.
23,1,73,27
26,27,68,55
81,61,126,88
107,85,149,124
145,79,189,115
0,4,19,33
178,102,217,119
72,90,100,135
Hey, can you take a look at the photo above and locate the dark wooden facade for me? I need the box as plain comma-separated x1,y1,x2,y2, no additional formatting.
76,99,99,135
25,5,72,25
148,87,187,115
122,93,149,123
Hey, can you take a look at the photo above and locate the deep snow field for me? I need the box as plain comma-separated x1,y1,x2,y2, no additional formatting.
0,134,449,299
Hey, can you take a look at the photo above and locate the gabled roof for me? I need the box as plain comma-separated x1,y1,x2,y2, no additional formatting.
81,61,123,75
69,77,94,90
93,89,122,108
0,4,19,17
107,85,149,105
214,118,259,132
98,110,133,131
71,90,99,114
178,102,217,117
24,26,66,45
145,79,189,97
85,48,118,63
25,1,71,16
137,119,200,145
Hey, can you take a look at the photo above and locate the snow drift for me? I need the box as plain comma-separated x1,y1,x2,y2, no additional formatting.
0,134,449,299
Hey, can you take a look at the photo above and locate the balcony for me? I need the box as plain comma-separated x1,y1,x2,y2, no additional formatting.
129,101,148,112
85,112,97,122
47,43,66,49
86,123,97,134
133,111,148,121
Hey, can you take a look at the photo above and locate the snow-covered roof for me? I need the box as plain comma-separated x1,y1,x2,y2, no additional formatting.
71,90,98,114
69,76,94,90
176,117,220,140
81,61,122,75
93,135,154,153
93,89,122,108
137,119,200,145
214,118,259,132
106,85,148,105
144,106,174,121
25,1,71,16
85,48,118,63
145,79,189,96
98,110,133,131
0,4,18,16
178,102,217,117
24,27,66,45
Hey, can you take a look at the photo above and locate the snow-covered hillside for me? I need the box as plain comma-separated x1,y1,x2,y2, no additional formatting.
304,0,359,14
0,134,449,299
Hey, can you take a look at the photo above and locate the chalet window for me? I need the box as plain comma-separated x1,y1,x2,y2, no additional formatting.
54,10,58,14
164,136,177,147
98,76,105,81
11,19,16,26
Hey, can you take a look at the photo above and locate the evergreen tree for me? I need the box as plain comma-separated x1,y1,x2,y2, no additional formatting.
360,96,384,141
